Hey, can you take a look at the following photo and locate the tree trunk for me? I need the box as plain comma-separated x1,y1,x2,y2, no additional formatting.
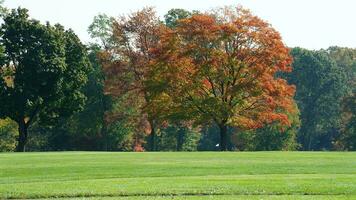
302,127,313,151
101,118,108,151
218,124,228,151
101,98,109,151
16,119,28,152
307,132,313,151
100,94,112,151
176,127,185,151
148,121,155,151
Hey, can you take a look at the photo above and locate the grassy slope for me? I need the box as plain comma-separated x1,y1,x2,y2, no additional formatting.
0,152,356,199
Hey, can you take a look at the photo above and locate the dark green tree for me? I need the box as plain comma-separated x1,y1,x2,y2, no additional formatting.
87,14,139,151
198,124,227,151
36,45,112,151
325,47,356,150
284,48,348,150
0,8,90,151
164,8,192,28
155,124,200,151
327,47,356,83
334,93,356,150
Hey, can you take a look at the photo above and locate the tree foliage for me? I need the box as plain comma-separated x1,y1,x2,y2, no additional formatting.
88,14,115,49
164,8,193,28
0,118,17,152
156,124,201,151
0,8,90,151
99,7,170,151
150,7,296,150
7,5,356,152
233,104,300,151
327,47,356,150
284,48,348,150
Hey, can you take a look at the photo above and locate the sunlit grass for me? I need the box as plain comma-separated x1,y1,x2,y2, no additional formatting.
1,152,356,199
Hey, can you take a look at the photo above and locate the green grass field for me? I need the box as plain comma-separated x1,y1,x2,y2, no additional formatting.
1,152,356,199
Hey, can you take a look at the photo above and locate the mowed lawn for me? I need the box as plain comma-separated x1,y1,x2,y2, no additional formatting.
1,152,356,199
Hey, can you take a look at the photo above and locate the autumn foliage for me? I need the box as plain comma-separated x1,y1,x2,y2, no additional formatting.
102,6,296,151
149,7,296,150
99,8,162,151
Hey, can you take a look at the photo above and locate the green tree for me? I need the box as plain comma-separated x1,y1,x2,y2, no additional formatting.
87,15,115,150
325,47,356,150
284,48,348,150
156,124,200,151
164,8,192,28
36,45,112,151
0,0,8,16
0,8,90,151
336,93,356,150
0,118,17,152
88,14,114,49
75,45,111,150
197,125,221,151
88,14,141,151
327,47,356,83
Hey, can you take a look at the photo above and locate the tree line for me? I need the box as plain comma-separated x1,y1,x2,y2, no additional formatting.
0,5,355,152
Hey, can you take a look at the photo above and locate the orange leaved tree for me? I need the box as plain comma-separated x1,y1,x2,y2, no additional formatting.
150,7,296,151
99,8,162,151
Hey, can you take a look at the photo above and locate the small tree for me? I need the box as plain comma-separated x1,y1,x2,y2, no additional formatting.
0,8,90,151
164,8,193,29
150,7,296,150
100,8,162,151
335,92,356,150
0,118,17,152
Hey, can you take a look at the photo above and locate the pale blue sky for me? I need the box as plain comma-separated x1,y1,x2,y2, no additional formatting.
4,0,356,50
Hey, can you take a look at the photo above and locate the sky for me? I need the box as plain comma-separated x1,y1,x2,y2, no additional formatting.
4,0,356,50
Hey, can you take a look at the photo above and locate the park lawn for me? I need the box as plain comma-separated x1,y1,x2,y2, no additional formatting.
1,152,356,199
